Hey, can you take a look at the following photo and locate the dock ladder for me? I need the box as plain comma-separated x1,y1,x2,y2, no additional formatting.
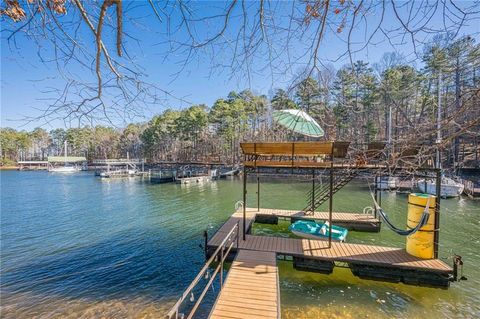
303,169,358,212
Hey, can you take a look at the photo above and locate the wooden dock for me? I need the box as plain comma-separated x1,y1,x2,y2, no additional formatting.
209,250,280,319
207,209,453,289
168,141,458,319
209,233,451,273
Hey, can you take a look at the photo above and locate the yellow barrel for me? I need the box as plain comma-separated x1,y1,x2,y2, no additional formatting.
406,193,436,259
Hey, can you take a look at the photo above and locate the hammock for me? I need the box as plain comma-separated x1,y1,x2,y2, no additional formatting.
369,193,431,236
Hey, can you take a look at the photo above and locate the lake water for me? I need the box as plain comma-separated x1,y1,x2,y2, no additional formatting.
1,171,479,318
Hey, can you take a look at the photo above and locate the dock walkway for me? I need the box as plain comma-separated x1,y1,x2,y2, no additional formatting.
209,250,280,319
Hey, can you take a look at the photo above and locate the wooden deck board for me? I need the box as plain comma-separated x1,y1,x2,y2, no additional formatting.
209,250,279,319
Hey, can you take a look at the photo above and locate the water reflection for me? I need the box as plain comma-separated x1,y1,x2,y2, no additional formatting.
1,172,479,318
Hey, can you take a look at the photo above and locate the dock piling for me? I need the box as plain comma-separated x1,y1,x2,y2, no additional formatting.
243,166,247,241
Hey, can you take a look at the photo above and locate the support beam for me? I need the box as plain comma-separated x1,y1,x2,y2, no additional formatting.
257,172,260,212
434,168,441,259
379,177,382,208
311,169,315,213
328,155,334,247
374,175,378,219
243,166,247,241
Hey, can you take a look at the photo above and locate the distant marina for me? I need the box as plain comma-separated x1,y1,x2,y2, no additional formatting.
11,158,480,199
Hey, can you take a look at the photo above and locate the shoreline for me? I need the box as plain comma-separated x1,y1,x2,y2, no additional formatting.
0,166,19,170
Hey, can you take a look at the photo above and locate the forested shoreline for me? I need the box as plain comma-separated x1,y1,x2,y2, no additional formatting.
1,38,479,167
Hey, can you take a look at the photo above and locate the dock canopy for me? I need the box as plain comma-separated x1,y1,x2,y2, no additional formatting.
48,156,86,163
240,141,350,168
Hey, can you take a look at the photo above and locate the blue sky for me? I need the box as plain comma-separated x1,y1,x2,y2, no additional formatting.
1,1,479,130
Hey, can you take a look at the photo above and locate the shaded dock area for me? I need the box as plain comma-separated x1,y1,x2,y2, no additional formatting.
210,250,280,319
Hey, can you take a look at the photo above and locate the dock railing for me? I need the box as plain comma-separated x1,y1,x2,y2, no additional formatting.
165,221,240,319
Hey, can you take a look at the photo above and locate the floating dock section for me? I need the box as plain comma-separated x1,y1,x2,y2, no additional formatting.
207,209,453,288
209,250,280,319
251,207,381,232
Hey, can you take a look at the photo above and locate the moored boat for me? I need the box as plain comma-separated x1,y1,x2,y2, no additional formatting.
375,176,398,190
49,165,80,173
289,220,348,242
416,177,464,198
48,141,84,173
98,168,138,178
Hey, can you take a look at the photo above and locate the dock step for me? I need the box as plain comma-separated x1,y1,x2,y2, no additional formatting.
209,250,280,319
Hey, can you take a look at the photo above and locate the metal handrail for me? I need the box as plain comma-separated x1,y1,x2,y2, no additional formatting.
234,201,244,211
165,221,240,319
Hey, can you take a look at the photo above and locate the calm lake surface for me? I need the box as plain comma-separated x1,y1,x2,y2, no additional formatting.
1,171,479,318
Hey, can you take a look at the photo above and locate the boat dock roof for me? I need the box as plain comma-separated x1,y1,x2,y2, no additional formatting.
47,156,86,163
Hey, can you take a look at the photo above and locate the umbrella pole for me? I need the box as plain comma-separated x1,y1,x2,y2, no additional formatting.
243,165,247,241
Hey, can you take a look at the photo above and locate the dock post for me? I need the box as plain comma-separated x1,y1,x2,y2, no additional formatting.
311,169,315,213
374,175,378,218
220,248,224,287
378,174,382,208
203,230,208,260
236,221,240,249
257,171,260,212
243,166,247,241
329,154,334,248
434,168,441,259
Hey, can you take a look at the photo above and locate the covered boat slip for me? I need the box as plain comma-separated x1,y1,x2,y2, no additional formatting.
239,141,388,244
167,141,454,319
227,141,451,287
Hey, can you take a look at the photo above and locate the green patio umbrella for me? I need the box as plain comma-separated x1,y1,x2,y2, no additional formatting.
273,109,324,137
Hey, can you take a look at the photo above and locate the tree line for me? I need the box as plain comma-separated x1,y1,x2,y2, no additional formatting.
1,37,479,168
